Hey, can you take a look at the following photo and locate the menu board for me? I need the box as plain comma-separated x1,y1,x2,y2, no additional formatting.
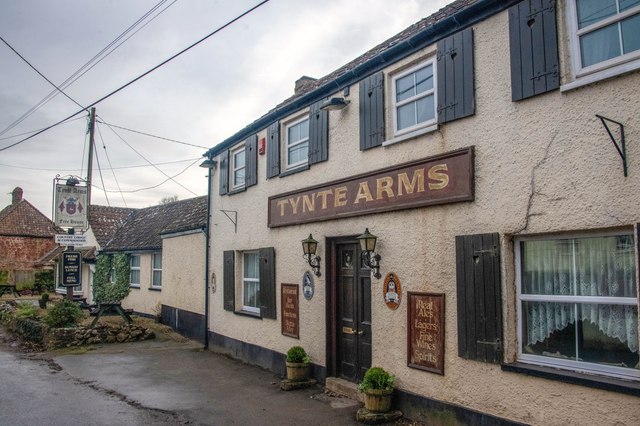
281,284,299,339
407,292,445,375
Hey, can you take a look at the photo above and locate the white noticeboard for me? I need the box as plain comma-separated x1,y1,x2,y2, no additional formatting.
55,234,88,246
54,184,88,229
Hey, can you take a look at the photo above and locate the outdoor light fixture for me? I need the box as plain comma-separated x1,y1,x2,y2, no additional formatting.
302,233,322,277
320,97,350,111
199,158,217,169
357,228,382,279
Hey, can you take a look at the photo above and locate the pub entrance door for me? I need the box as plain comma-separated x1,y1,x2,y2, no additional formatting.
330,240,372,383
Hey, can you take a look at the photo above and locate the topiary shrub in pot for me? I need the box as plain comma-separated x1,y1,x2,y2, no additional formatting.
286,345,311,382
38,292,49,309
358,366,395,413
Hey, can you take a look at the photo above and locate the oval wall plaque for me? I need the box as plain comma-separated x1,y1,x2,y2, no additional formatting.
303,271,314,300
383,272,401,310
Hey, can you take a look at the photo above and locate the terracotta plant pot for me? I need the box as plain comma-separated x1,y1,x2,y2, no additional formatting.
286,361,310,382
363,389,393,413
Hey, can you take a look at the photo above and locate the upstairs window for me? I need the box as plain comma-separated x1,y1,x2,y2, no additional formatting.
392,60,436,135
242,251,260,314
285,116,309,170
516,233,639,380
231,145,246,189
569,0,640,74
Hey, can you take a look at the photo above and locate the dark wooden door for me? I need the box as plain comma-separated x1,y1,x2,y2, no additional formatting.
336,243,372,382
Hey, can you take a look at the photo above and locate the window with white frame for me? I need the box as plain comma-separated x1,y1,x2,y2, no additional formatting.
231,145,246,189
152,253,162,288
568,0,640,75
516,232,639,380
392,59,436,135
285,116,309,170
242,251,260,313
129,254,140,287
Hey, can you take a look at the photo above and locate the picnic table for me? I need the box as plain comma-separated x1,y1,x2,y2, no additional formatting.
90,303,133,327
0,284,19,297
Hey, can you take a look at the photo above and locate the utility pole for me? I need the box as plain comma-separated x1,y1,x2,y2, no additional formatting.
86,107,96,209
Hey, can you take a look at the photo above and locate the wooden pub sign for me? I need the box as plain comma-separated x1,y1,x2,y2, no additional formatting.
281,284,299,339
268,147,474,227
408,292,445,375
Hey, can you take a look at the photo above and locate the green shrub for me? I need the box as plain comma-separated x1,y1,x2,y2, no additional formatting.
41,292,50,301
16,281,34,291
286,346,311,363
43,299,84,328
16,317,45,343
93,253,131,304
35,271,55,292
16,302,39,319
357,367,395,392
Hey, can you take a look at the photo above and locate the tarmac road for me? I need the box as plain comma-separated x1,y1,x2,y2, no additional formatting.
0,328,361,426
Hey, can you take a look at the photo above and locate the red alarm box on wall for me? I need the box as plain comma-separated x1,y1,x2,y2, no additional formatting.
258,137,266,155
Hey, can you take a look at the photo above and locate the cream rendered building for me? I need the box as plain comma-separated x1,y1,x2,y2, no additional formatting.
204,0,640,424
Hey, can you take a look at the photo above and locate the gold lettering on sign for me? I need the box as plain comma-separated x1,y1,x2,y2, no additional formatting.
354,182,374,204
334,186,348,207
408,293,444,375
281,284,299,339
317,189,333,210
302,194,315,213
376,176,395,200
428,164,449,190
397,169,425,196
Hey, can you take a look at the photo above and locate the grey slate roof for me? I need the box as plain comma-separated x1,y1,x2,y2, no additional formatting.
88,205,135,247
103,196,207,252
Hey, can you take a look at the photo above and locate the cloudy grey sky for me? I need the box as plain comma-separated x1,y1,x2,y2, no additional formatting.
0,0,450,217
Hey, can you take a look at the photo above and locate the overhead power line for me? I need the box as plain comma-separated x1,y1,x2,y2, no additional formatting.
0,0,271,153
0,0,176,137
0,157,200,172
95,118,208,149
0,116,85,141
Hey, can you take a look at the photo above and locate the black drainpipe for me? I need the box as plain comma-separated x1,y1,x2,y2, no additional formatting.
203,156,215,349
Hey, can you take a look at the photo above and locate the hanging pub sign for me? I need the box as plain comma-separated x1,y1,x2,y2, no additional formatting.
54,184,88,229
281,284,299,339
407,292,445,375
268,147,473,227
62,251,82,286
383,272,401,309
302,271,314,300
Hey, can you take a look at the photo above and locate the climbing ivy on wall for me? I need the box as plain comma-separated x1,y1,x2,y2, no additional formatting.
93,253,131,304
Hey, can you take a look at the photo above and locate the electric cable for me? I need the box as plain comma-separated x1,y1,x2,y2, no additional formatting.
95,118,208,149
96,122,128,206
0,0,271,152
0,157,200,172
0,116,84,141
101,121,198,196
0,0,176,137
92,137,111,206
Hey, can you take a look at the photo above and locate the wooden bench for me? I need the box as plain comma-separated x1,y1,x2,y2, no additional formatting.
90,303,133,327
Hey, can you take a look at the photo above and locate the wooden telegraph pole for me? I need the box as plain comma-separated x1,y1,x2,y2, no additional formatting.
86,107,96,208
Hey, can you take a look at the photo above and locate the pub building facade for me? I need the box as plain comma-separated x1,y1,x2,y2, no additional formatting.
203,0,640,424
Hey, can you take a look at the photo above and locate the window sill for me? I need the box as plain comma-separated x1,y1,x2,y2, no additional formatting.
148,287,162,292
228,186,247,196
233,310,261,319
382,124,438,147
129,285,140,290
561,59,640,92
279,164,309,178
502,362,640,396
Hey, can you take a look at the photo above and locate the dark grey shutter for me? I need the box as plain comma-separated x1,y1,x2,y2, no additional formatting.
455,233,502,364
223,250,235,312
219,150,229,195
308,100,328,164
259,247,276,319
245,134,258,187
509,0,559,101
359,72,385,150
266,122,280,179
437,27,475,124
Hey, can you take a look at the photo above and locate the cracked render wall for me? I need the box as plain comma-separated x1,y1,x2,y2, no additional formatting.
207,6,640,426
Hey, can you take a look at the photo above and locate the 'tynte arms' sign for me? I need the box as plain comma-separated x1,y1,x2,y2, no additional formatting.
54,184,88,229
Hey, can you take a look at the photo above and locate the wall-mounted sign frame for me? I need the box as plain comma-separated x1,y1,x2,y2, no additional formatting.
407,292,445,375
383,272,401,309
54,184,88,229
281,284,299,339
62,251,82,287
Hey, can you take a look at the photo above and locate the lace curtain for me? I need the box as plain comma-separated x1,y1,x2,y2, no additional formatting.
523,237,638,353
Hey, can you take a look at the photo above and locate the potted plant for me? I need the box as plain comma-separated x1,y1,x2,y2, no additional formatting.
285,346,311,382
358,367,395,413
38,292,50,309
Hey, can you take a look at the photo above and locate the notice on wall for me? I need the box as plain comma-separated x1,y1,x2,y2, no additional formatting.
281,284,299,339
407,292,445,375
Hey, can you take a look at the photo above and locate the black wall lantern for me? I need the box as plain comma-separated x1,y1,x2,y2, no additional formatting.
302,233,322,277
357,228,382,279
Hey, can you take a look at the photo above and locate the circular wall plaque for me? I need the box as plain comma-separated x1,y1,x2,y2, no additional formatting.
383,272,401,310
303,271,314,300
